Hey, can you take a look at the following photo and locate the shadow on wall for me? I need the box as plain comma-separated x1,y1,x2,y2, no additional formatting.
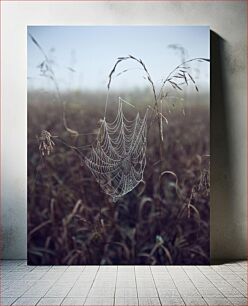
210,31,242,264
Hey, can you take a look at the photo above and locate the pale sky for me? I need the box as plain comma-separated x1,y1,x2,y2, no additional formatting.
27,26,209,92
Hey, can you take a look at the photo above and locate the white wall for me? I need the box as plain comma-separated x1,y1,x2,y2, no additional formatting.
1,1,246,260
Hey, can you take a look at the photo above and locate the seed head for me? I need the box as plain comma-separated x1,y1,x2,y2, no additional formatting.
37,130,55,156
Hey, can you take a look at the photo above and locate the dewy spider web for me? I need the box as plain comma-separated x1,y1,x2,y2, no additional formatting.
85,97,148,202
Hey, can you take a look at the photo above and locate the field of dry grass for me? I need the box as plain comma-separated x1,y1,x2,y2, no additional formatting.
28,90,210,265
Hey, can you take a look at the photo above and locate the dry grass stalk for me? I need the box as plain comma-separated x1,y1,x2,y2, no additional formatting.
29,32,79,137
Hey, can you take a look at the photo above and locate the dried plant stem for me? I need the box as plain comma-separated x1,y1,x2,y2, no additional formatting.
52,78,79,136
28,32,78,136
107,55,164,162
158,57,210,99
106,56,210,164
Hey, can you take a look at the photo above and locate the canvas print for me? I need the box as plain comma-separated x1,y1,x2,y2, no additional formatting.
28,26,210,265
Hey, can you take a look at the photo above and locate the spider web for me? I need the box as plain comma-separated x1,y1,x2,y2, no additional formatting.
85,99,148,202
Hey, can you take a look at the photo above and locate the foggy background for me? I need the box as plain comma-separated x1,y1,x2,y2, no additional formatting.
28,26,209,94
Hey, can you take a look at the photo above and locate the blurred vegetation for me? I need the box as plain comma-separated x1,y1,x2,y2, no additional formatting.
28,89,210,265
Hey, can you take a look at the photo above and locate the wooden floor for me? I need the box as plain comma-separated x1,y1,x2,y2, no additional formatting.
1,260,247,305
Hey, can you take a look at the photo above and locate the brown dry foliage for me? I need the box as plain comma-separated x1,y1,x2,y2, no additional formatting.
28,90,210,265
